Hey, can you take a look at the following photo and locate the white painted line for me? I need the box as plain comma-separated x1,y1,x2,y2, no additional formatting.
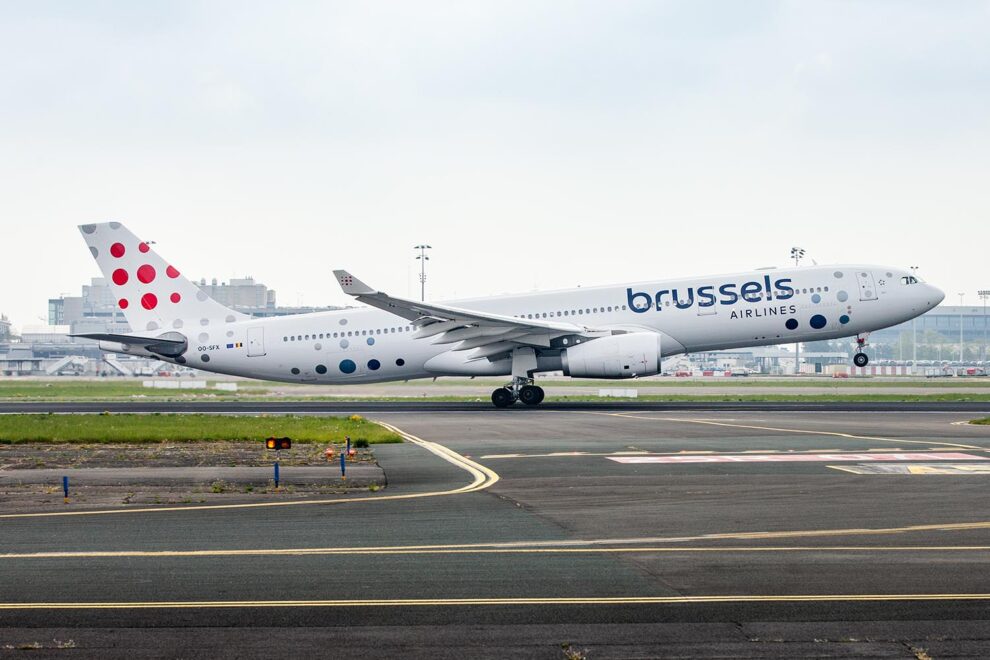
608,452,983,464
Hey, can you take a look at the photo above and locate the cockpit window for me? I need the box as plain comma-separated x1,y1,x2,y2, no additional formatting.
900,276,919,285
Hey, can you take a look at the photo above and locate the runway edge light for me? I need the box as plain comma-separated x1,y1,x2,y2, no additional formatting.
265,437,291,450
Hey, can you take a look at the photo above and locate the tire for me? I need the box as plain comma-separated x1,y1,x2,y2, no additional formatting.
491,388,516,408
853,352,869,367
519,385,544,406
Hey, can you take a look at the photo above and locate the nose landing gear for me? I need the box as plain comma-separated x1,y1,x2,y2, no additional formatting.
853,333,870,367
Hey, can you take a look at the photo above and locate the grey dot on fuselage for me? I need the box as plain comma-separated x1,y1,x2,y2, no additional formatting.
198,333,209,342
146,321,159,330
196,291,208,301
173,319,184,329
81,224,96,234
200,318,209,326
109,222,121,229
89,246,99,258
225,315,236,323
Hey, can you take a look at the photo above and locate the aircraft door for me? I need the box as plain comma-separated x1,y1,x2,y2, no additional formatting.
855,271,878,301
246,327,266,357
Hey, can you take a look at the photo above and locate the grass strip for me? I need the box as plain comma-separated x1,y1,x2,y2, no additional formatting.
0,414,401,445
0,382,252,399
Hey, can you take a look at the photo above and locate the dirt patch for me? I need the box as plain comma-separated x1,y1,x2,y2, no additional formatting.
0,441,374,470
0,442,385,512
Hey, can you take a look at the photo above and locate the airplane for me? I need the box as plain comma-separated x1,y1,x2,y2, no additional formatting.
73,222,945,407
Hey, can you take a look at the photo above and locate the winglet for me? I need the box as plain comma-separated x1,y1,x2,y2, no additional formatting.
333,270,376,296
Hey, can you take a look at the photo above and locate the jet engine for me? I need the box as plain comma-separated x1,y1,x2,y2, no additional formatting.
561,332,661,378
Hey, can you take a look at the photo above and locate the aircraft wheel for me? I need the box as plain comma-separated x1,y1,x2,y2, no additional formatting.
519,385,544,406
491,388,516,408
853,352,869,367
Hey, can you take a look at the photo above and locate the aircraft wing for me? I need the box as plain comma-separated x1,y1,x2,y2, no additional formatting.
333,270,608,359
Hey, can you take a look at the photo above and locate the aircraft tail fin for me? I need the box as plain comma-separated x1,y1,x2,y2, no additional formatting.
78,222,248,334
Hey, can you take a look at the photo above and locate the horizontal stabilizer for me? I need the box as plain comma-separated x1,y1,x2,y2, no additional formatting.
71,332,187,357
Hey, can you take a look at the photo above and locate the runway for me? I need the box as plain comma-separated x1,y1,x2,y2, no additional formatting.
2,403,990,657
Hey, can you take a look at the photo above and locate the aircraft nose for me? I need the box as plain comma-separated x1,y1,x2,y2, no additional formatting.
927,284,945,307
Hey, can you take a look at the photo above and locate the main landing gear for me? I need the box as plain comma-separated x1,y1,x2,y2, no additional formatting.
853,333,870,367
491,378,545,408
491,347,545,408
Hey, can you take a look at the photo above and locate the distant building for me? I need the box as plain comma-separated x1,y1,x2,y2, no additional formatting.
194,277,275,311
0,315,11,342
868,305,990,362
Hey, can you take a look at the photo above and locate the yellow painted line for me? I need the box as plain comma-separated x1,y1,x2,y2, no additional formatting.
585,411,985,450
0,422,499,519
2,594,989,609
2,545,988,560
3,521,988,559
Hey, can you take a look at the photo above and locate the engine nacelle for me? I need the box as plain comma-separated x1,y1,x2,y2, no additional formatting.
561,332,661,379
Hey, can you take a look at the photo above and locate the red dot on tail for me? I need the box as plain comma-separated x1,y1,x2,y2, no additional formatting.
118,298,129,309
141,293,158,310
170,292,181,303
110,243,125,258
166,265,180,279
112,269,128,286
137,264,156,284
139,242,150,253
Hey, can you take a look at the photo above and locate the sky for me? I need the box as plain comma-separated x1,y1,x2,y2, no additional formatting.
2,0,989,329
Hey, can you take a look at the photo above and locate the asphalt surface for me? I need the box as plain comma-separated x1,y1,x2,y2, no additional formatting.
2,402,990,657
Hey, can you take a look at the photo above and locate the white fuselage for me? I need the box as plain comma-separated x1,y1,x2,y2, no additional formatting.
168,264,943,384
